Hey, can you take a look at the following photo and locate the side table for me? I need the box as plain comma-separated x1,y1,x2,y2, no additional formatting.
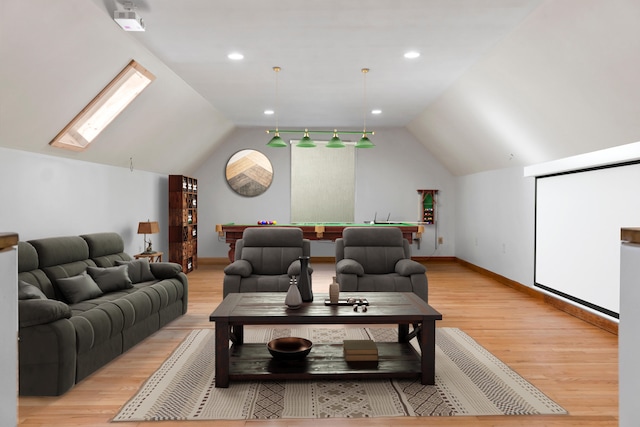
134,251,163,263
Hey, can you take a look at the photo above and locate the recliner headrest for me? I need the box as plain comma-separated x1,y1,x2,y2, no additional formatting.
342,227,404,246
242,227,304,247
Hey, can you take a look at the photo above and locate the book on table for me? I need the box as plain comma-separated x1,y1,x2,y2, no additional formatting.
343,340,378,362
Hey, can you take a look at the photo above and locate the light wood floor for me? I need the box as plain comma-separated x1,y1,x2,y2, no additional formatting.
18,260,618,426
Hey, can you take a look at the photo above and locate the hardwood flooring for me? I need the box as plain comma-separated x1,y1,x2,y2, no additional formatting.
18,260,618,426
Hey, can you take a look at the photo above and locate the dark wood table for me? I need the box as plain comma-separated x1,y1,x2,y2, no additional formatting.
209,292,442,388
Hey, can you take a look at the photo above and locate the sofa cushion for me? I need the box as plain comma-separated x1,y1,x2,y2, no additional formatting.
29,236,90,268
82,233,133,267
149,262,183,280
87,265,133,292
19,280,47,300
81,232,125,257
115,259,155,283
56,272,104,304
19,299,71,328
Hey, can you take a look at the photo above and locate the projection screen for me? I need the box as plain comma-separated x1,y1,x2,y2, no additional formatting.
535,161,640,319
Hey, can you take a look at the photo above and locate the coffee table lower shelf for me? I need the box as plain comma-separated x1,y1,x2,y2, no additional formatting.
226,342,422,382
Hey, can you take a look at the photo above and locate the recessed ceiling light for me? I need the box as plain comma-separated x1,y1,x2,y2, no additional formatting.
264,109,274,115
371,109,382,115
227,52,244,60
404,51,420,59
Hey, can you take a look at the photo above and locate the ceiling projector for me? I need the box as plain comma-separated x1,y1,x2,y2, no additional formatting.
114,10,145,31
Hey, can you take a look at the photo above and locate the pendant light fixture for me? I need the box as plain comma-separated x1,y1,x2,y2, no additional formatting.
265,67,374,148
266,66,287,148
355,68,375,148
326,129,346,148
297,129,316,147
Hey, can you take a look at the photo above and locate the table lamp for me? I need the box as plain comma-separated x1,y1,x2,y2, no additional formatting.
137,220,160,253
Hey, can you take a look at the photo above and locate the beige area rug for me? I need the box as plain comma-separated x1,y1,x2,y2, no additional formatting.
113,327,567,421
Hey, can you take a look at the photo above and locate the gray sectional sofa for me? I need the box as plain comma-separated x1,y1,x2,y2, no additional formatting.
17,232,188,396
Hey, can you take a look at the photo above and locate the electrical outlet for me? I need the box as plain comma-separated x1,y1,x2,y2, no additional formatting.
438,237,444,245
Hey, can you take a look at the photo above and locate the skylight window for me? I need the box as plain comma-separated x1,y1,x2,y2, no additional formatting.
50,60,155,151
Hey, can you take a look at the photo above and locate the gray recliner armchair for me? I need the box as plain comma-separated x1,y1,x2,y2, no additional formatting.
223,227,312,297
335,227,428,302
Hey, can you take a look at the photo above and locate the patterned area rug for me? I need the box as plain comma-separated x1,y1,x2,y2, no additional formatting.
113,327,566,421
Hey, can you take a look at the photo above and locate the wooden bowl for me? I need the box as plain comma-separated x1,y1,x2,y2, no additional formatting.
267,337,313,360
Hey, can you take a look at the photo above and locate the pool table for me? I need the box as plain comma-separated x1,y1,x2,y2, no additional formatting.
216,222,424,261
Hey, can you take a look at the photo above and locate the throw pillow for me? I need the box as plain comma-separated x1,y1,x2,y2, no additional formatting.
86,265,133,293
56,272,103,304
115,258,155,284
18,280,47,300
149,262,183,280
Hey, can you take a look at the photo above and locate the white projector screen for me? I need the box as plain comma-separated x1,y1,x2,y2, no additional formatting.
535,161,640,319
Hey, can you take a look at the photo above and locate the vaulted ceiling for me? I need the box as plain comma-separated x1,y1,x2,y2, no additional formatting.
2,0,639,176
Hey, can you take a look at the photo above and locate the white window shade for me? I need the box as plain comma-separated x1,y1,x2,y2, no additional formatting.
291,142,355,223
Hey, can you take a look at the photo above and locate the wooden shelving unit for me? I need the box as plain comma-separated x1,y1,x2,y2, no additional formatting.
169,175,198,273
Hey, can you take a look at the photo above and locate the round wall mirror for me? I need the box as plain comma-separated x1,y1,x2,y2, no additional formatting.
225,149,274,197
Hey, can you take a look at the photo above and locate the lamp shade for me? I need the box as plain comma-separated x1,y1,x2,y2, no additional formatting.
267,133,287,147
355,134,375,148
296,130,316,148
326,130,345,148
137,221,160,234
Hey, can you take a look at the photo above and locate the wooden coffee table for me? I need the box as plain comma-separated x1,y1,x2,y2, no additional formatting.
209,292,442,388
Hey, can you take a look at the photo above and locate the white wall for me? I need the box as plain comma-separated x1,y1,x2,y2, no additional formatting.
619,242,640,427
0,147,168,255
194,127,455,258
0,242,17,426
455,166,536,287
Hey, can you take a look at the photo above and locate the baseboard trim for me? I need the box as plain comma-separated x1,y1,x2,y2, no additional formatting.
414,256,457,263
201,256,457,265
311,256,336,264
455,258,618,335
198,257,230,265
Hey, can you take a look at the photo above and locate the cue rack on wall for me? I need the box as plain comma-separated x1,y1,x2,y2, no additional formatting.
417,189,438,225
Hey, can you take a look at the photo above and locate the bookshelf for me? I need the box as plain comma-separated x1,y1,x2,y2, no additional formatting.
168,175,197,273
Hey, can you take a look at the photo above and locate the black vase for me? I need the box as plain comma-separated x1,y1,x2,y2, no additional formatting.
297,256,313,302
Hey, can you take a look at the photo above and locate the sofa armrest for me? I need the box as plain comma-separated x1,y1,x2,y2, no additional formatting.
19,299,71,328
395,259,426,276
223,259,253,277
149,262,183,280
336,259,364,276
19,318,76,396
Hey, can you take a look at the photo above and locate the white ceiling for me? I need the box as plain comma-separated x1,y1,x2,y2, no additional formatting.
3,0,639,176
115,0,542,129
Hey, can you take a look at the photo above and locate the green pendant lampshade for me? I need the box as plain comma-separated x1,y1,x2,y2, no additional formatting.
296,129,316,147
355,133,375,148
266,132,287,147
326,130,346,148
